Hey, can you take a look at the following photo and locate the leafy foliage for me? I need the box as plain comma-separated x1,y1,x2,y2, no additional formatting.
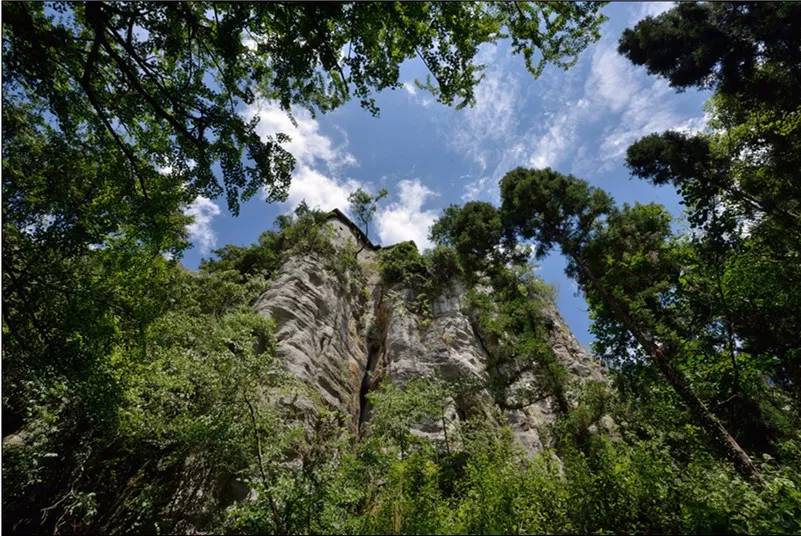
3,1,606,219
5,190,801,534
3,210,349,534
377,241,464,320
212,378,801,535
3,265,281,533
2,0,606,459
6,2,801,534
500,166,776,481
619,1,801,411
464,269,567,415
429,201,506,276
348,187,388,243
618,2,801,100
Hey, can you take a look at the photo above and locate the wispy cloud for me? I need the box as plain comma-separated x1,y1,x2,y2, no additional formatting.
402,80,434,107
527,102,586,169
588,40,708,166
522,38,697,173
246,100,356,171
450,51,521,172
438,45,527,202
377,179,438,250
243,100,360,212
184,196,221,254
444,2,705,191
244,100,442,249
461,175,493,202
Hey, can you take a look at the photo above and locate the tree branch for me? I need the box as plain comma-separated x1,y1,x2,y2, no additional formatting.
79,28,150,201
85,3,202,148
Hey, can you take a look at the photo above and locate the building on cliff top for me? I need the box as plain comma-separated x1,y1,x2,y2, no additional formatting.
326,208,415,252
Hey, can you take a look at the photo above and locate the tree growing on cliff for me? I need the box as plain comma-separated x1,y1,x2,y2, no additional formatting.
348,187,388,245
1,0,606,405
2,1,607,442
429,201,506,277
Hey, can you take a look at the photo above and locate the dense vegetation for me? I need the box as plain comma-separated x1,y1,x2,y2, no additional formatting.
2,0,604,442
8,206,798,534
4,2,801,534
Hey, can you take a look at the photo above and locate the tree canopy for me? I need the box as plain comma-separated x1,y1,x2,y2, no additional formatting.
429,201,506,276
2,0,607,434
620,1,801,404
4,1,607,223
5,2,801,534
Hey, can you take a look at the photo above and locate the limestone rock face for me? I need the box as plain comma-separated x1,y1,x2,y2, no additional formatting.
382,283,488,386
253,253,369,430
378,282,605,452
544,304,604,383
502,305,605,451
253,213,605,450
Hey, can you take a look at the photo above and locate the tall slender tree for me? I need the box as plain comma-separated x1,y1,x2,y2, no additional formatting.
500,167,763,482
619,1,801,405
348,187,388,245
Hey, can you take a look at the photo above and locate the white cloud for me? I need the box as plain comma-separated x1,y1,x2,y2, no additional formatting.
585,46,639,113
599,105,706,162
451,64,520,171
242,100,360,212
461,175,492,202
22,213,56,236
588,42,708,164
524,43,670,171
522,33,708,173
242,36,257,51
285,165,362,212
443,14,710,208
432,2,699,202
377,179,438,250
402,80,434,107
528,103,586,169
245,101,355,170
242,100,443,248
184,196,221,254
674,113,710,134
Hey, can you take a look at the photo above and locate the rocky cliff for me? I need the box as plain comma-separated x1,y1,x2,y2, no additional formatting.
254,211,605,453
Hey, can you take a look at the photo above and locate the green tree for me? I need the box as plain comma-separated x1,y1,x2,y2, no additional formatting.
618,2,801,104
429,201,508,277
2,3,606,436
4,1,607,221
620,1,801,405
499,167,764,482
347,187,388,244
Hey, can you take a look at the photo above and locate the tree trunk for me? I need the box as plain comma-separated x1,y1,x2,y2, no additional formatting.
651,346,763,482
572,254,764,483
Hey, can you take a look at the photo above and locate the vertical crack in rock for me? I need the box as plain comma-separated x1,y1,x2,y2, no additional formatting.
358,286,389,433
252,211,606,454
467,313,492,371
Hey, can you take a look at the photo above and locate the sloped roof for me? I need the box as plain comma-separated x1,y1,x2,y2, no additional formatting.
326,208,417,251
327,208,378,250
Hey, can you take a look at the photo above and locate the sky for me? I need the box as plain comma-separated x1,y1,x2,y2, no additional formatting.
180,2,711,349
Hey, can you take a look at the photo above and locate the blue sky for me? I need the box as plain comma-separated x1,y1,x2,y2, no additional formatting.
182,2,710,348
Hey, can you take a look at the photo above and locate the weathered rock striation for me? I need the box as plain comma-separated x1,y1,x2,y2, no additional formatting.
254,210,605,452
